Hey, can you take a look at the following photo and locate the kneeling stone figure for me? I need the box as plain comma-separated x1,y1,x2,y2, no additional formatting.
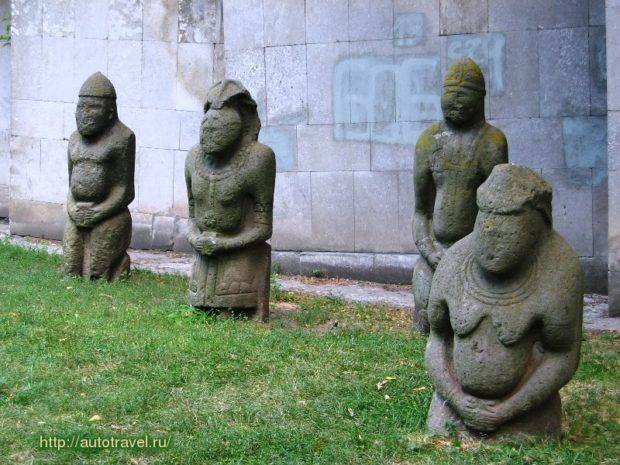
425,164,583,439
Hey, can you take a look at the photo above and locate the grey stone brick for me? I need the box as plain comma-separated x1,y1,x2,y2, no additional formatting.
39,138,69,204
41,0,75,37
297,125,370,172
9,136,40,201
272,172,312,250
263,0,306,46
310,172,355,252
9,198,65,240
580,256,607,294
224,48,267,122
608,169,620,271
179,0,222,43
300,252,374,279
609,111,620,171
398,170,416,253
489,30,539,119
306,0,348,44
142,41,178,110
11,0,42,37
440,0,488,35
11,36,42,101
354,171,400,253
12,100,64,140
307,42,350,125
374,253,418,284
179,111,202,151
137,147,175,214
259,125,297,172
265,45,307,125
0,131,9,187
395,0,440,42
590,0,605,26
539,28,590,117
74,39,108,99
371,142,414,171
176,43,215,111
152,215,175,249
0,46,9,131
562,116,607,185
349,0,393,41
593,174,608,257
223,0,263,50
62,103,76,140
489,0,588,32
590,26,607,116
543,168,593,257
75,0,108,39
608,8,620,111
172,217,192,253
129,211,154,249
172,150,189,217
144,0,178,42
492,117,563,169
271,251,301,275
609,271,620,317
134,108,180,150
41,37,75,103
108,0,143,41
108,40,142,108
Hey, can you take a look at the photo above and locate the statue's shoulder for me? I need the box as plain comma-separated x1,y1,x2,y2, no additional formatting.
112,120,135,141
435,235,472,284
185,145,201,169
482,122,508,148
417,122,443,145
543,232,584,292
246,141,276,172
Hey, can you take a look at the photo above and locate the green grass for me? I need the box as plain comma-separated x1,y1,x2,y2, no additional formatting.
0,241,618,465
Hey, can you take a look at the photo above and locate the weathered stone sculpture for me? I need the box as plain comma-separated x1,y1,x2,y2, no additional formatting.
425,164,583,439
63,72,135,280
185,79,276,321
412,58,508,332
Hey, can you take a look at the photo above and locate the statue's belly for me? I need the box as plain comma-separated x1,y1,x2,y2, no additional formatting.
432,188,477,244
453,319,531,398
195,203,243,233
70,162,109,201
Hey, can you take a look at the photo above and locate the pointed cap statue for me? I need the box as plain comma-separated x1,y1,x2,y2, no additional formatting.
443,57,486,96
79,72,117,100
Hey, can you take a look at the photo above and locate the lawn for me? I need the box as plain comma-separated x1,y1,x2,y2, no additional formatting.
0,241,618,465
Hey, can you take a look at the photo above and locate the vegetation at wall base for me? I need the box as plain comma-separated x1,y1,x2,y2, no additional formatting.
0,241,618,465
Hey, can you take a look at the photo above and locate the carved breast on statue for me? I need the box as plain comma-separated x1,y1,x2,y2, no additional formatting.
70,161,109,202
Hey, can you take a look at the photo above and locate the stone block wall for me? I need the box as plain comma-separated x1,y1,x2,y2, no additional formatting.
4,0,610,293
0,0,9,217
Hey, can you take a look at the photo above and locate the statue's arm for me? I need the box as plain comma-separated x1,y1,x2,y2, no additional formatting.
66,143,78,221
184,149,203,246
481,127,508,177
413,131,443,268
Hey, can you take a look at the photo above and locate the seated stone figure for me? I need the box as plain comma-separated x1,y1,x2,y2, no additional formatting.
185,79,276,321
425,164,583,439
63,72,135,280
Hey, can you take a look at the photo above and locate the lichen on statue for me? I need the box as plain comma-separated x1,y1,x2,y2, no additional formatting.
185,79,276,321
425,164,584,439
412,58,508,332
63,72,135,281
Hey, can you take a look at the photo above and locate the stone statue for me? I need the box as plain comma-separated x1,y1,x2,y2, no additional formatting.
63,72,135,280
185,79,276,321
412,58,508,332
425,164,583,439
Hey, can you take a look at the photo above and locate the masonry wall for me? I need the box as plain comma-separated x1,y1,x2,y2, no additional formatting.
6,0,609,292
0,0,9,217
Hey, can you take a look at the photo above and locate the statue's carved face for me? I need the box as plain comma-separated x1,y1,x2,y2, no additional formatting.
200,105,242,155
441,86,482,125
472,208,545,275
76,97,114,137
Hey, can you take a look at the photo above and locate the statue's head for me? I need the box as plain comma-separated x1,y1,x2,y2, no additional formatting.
441,58,486,126
76,72,117,138
472,164,552,276
200,79,260,157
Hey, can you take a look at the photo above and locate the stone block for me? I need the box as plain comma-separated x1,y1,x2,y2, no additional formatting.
178,0,222,43
142,41,178,110
39,138,68,204
543,168,593,257
41,0,74,37
562,116,608,186
307,42,349,125
300,252,374,280
0,46,9,131
108,40,142,108
75,0,108,39
354,171,400,253
580,256,607,294
489,0,588,31
135,108,180,150
224,48,267,122
263,0,305,46
172,150,189,217
144,0,178,42
272,172,312,251
175,43,215,112
0,185,8,217
259,125,297,172
12,100,64,140
11,0,42,37
609,271,620,317
10,36,42,101
609,170,620,271
539,28,590,117
590,0,605,26
371,142,414,171
394,0,440,44
440,0,488,35
213,44,225,82
306,0,348,44
271,251,301,275
41,37,75,103
172,217,192,253
608,8,620,111
0,130,9,186
374,253,418,284
349,0,393,41
9,198,65,240
9,136,40,202
223,0,263,50
265,45,307,125
74,39,108,98
398,170,416,253
593,175,608,257
297,125,370,172
609,111,620,171
489,30,539,119
137,148,174,215
179,111,202,151
129,211,154,249
310,172,355,252
108,0,142,40
590,26,607,116
152,215,175,249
